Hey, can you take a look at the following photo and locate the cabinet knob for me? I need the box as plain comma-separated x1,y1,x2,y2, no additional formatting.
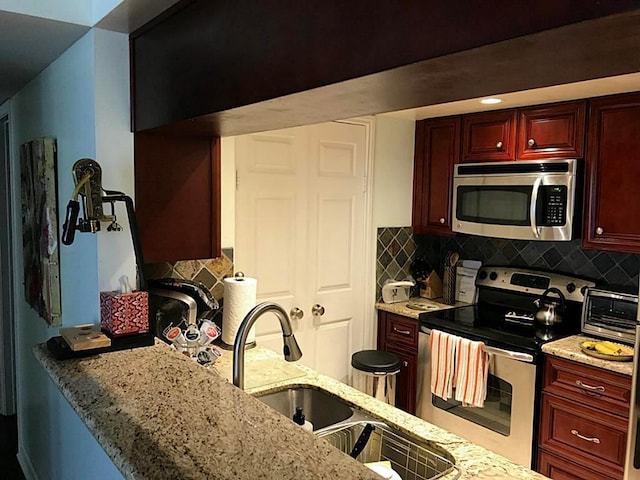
439,217,446,224
496,141,503,150
596,226,604,235
527,138,536,148
402,361,408,368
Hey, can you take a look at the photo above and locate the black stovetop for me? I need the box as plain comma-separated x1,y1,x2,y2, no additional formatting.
419,302,579,362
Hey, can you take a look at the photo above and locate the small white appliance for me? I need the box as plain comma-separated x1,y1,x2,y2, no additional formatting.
381,280,414,304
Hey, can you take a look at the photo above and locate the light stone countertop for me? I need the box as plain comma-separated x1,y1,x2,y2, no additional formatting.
375,298,467,320
542,334,634,376
34,341,550,480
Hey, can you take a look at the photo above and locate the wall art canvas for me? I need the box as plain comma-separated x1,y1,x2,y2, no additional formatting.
20,137,61,326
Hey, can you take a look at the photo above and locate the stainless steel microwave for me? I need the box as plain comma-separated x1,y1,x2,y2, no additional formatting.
452,159,578,241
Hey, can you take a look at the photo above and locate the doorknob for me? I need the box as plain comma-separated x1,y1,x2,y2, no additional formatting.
312,304,325,317
290,307,304,320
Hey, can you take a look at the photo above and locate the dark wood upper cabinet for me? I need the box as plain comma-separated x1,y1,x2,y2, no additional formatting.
583,92,640,253
134,132,221,263
517,100,586,160
461,110,517,162
412,117,459,235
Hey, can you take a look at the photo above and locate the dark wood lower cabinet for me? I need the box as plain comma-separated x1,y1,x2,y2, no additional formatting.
377,310,418,415
538,356,630,480
538,449,619,480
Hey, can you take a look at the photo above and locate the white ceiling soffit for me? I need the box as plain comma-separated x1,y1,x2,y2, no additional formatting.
95,0,182,33
382,72,640,120
0,10,89,104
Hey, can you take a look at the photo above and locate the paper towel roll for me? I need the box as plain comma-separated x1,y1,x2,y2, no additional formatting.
222,276,258,346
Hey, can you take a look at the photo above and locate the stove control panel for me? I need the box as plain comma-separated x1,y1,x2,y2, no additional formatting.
476,267,595,303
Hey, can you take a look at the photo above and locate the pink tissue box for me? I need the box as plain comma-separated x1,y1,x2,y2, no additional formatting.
100,291,149,337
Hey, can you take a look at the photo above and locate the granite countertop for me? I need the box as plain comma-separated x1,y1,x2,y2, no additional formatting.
34,341,549,480
375,298,467,320
542,334,634,376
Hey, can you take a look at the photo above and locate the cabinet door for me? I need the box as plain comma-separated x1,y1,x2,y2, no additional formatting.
412,117,459,235
538,449,619,480
385,342,417,415
583,93,640,253
461,110,517,162
539,393,627,475
517,100,586,160
135,132,221,263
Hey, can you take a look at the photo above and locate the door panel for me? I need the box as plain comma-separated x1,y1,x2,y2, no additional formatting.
235,121,368,381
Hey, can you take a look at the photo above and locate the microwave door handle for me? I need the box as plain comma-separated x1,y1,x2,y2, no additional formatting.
530,177,541,239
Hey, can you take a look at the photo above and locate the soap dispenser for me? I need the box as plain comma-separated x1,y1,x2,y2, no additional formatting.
292,407,313,432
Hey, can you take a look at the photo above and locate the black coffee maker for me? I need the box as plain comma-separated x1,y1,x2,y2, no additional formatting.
148,278,219,343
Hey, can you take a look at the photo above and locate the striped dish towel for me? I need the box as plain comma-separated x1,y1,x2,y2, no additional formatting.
454,338,491,408
430,330,459,401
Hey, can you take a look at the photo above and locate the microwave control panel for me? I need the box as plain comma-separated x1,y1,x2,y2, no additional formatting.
538,186,567,226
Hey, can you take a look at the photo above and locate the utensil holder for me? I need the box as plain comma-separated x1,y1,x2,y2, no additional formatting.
443,265,456,305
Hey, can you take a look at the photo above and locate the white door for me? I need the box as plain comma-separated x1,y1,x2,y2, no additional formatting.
235,120,369,383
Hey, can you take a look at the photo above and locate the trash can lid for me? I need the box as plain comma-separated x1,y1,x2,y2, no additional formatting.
351,350,401,373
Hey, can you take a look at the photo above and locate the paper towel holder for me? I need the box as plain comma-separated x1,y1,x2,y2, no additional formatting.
219,272,258,351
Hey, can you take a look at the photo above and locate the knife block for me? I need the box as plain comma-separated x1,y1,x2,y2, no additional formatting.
419,271,443,299
100,291,149,337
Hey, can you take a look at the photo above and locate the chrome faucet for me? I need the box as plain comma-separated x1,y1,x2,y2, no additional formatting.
232,302,303,389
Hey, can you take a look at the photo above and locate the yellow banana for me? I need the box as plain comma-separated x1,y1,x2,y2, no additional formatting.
595,342,618,355
581,341,597,350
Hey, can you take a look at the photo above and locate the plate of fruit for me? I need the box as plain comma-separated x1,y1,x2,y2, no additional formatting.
580,340,635,361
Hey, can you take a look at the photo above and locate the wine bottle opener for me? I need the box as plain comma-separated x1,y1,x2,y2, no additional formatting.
61,158,147,290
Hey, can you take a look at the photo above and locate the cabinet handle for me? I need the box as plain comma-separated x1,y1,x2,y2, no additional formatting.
289,307,304,320
392,326,411,336
402,361,409,368
496,141,503,150
571,429,601,444
527,138,536,148
439,217,446,224
596,226,604,235
575,380,605,392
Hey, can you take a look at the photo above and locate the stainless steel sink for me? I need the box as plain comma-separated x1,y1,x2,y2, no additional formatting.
317,421,460,480
256,385,460,479
256,386,354,430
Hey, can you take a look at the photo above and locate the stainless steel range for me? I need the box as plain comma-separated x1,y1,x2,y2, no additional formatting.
416,267,594,469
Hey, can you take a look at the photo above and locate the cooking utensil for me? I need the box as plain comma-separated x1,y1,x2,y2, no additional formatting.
349,423,375,458
534,287,566,326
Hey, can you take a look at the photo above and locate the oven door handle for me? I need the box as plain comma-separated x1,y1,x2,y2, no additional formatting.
530,177,541,239
420,326,534,363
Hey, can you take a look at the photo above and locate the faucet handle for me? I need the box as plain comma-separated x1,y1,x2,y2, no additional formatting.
290,307,304,320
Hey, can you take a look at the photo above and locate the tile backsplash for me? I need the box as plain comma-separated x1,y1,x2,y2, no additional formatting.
376,227,415,300
377,228,640,299
143,248,234,300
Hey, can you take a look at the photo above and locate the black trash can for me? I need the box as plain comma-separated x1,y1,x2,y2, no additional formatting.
351,350,401,406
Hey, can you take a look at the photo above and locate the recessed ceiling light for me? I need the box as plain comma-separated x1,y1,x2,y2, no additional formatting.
480,97,503,105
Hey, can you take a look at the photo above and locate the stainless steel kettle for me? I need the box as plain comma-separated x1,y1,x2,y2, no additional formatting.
534,287,566,326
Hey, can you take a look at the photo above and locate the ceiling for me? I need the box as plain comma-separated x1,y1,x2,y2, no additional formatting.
2,3,639,122
0,0,180,105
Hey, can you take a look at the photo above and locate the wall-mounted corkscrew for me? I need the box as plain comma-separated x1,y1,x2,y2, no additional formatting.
61,159,147,289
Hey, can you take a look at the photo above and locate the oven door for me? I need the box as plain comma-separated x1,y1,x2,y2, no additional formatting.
452,160,576,241
417,327,537,468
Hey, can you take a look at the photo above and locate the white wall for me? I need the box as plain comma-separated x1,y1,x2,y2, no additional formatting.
94,28,137,291
220,137,236,249
0,0,93,25
11,29,127,480
372,116,415,228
